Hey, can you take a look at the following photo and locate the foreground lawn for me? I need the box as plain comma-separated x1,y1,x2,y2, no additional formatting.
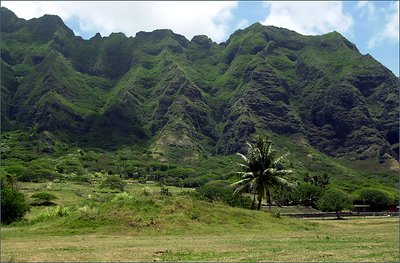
1,217,398,262
1,182,398,262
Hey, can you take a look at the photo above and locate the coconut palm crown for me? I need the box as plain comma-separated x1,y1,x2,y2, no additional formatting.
230,137,293,211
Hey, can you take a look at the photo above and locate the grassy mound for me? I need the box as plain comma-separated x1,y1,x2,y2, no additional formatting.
15,190,317,236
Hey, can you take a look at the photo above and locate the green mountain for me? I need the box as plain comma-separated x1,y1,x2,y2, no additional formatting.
1,7,399,170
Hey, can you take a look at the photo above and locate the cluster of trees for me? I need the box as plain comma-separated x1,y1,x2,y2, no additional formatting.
229,137,396,217
2,136,397,225
196,180,252,208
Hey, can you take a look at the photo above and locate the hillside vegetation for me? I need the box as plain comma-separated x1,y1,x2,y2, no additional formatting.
1,181,399,262
0,7,399,202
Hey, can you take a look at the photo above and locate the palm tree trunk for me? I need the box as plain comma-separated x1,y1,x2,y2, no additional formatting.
257,198,262,210
251,195,256,210
267,190,272,212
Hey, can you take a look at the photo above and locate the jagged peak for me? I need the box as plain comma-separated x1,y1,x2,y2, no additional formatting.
1,6,27,32
191,35,214,48
90,32,102,40
0,6,18,18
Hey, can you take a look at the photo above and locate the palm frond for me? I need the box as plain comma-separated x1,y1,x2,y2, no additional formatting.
236,171,255,178
232,183,252,196
273,153,289,166
236,162,249,170
273,169,293,176
274,176,295,188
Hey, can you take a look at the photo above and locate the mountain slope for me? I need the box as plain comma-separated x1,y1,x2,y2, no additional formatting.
1,8,398,167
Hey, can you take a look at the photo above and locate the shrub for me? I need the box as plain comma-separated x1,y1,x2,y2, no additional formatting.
76,205,97,220
165,167,196,179
160,186,172,196
100,175,126,192
69,174,92,184
32,206,71,223
355,188,395,210
30,192,58,206
197,180,252,208
19,159,59,182
55,157,85,175
1,187,30,224
318,189,353,219
292,183,325,207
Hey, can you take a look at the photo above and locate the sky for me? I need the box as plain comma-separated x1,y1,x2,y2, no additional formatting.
2,1,399,76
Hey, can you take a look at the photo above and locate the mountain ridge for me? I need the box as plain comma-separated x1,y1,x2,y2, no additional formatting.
1,7,399,168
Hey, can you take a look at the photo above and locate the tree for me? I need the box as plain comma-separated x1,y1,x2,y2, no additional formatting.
356,188,395,211
292,182,325,207
1,187,30,224
31,192,58,206
100,175,126,191
303,173,330,188
230,137,293,211
198,180,252,208
318,189,352,219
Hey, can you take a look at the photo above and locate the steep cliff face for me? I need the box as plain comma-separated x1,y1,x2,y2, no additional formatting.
1,8,398,164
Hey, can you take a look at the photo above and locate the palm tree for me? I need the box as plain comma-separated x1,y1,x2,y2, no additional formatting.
230,137,293,211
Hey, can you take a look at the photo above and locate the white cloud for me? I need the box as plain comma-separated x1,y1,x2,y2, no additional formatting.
1,1,238,43
261,1,353,36
236,19,250,30
368,2,399,48
356,1,376,19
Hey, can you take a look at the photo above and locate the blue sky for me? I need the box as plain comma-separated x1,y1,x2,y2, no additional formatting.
2,1,399,76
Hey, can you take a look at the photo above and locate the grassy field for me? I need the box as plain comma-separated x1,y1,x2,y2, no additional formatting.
2,218,398,262
1,181,399,262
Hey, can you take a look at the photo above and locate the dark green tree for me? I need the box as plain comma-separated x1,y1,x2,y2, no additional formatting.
356,188,395,211
318,189,353,219
1,187,30,224
198,180,252,208
30,192,58,206
230,137,293,211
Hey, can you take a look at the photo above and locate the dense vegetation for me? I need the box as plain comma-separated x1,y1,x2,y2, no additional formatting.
1,7,398,160
1,8,399,225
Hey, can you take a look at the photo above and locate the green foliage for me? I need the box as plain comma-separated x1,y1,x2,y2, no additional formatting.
0,172,18,189
165,167,196,179
31,205,71,223
30,192,58,206
197,180,252,208
230,136,293,210
0,7,398,201
100,176,126,192
160,186,172,196
318,189,353,218
292,183,325,207
354,188,395,210
1,186,30,224
55,157,85,175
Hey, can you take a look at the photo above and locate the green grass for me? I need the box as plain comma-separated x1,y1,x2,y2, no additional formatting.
1,182,399,262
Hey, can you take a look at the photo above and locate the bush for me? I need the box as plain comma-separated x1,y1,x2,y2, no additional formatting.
69,174,92,184
19,159,59,182
318,189,353,219
100,176,126,191
197,180,252,208
30,192,58,206
1,187,30,224
292,183,325,207
160,186,172,196
32,206,71,223
55,157,85,175
165,167,196,179
355,188,395,210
